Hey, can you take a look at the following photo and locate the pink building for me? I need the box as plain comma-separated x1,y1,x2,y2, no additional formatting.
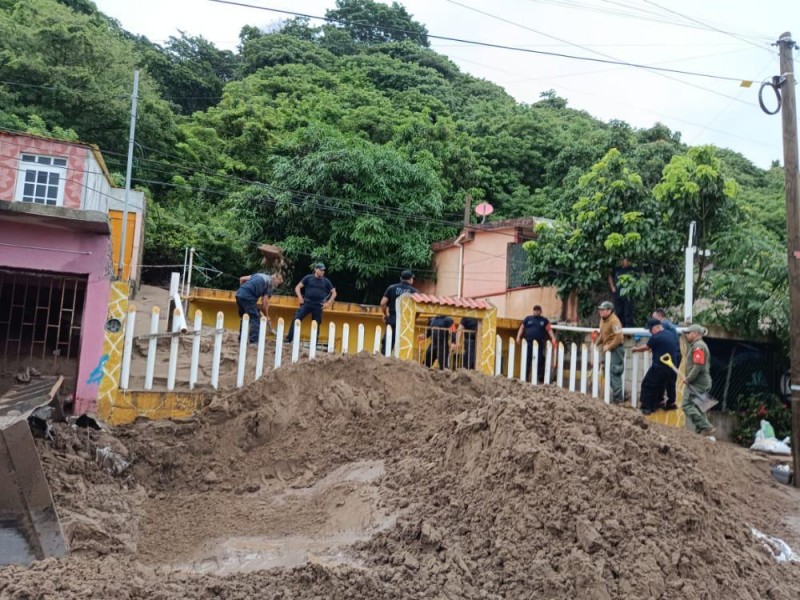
0,131,143,414
417,217,577,322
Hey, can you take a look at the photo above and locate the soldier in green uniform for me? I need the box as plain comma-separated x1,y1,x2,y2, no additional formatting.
682,324,715,436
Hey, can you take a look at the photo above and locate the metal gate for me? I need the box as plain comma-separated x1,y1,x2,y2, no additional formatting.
0,268,87,385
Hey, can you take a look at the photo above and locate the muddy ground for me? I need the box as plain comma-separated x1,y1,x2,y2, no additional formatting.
2,352,800,599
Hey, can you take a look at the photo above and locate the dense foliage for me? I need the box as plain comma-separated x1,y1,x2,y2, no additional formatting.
0,0,788,343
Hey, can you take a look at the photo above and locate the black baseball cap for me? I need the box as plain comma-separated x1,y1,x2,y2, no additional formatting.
401,269,414,280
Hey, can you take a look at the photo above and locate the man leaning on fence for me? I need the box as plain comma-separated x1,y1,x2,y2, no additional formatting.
595,300,624,403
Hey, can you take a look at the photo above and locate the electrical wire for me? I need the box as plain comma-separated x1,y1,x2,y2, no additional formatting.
205,0,756,84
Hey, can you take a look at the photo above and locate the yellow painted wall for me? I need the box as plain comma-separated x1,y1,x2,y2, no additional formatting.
109,209,136,281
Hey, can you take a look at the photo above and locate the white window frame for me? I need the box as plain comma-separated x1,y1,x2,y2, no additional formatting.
14,153,68,207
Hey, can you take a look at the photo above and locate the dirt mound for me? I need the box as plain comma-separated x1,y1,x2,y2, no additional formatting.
2,353,800,599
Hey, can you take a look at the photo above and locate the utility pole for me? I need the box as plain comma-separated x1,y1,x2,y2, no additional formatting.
118,70,140,280
776,33,800,487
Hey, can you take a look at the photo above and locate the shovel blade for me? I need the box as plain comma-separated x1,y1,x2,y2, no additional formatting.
691,394,718,413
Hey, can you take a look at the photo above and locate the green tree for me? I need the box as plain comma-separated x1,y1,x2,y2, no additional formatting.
326,0,429,47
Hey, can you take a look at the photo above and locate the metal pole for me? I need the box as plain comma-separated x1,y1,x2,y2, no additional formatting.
118,70,139,279
776,32,800,487
684,221,696,323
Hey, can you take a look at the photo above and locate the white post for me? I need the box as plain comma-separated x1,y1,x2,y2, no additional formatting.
274,318,285,369
494,335,502,376
236,314,248,388
519,340,528,382
384,325,393,357
373,326,382,354
544,342,553,384
144,306,159,390
120,304,136,390
580,344,588,395
189,309,202,390
184,247,195,296
169,272,180,318
532,341,539,385
507,338,515,379
342,324,350,354
357,324,365,353
171,290,189,334
167,309,180,391
328,323,336,353
569,343,577,392
211,312,223,389
255,316,267,379
632,352,640,408
591,345,600,398
309,321,318,359
291,320,301,363
603,351,612,404
556,343,564,388
684,221,696,323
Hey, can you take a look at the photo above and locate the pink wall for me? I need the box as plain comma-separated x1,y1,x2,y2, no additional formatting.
0,220,111,414
0,133,88,208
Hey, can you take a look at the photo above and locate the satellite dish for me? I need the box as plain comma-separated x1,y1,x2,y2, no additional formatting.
475,202,494,223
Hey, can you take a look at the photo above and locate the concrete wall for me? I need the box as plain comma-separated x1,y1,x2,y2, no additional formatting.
0,220,111,414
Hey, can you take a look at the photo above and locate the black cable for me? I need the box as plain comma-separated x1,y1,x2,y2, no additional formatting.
758,77,783,116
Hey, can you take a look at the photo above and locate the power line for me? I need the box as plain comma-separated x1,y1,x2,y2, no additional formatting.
205,0,755,84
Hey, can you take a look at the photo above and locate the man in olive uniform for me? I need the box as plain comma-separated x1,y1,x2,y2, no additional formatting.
682,323,715,436
596,300,625,403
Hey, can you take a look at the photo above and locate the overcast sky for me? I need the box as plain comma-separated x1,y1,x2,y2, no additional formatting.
93,0,798,169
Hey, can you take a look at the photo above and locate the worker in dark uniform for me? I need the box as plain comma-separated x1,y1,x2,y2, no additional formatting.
424,315,454,369
380,269,418,351
608,257,636,328
452,317,479,370
235,272,283,344
516,305,557,383
285,263,336,344
632,318,681,415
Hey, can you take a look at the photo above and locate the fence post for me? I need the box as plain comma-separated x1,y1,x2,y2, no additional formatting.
544,342,553,384
591,345,600,398
373,326,382,354
507,338,515,379
580,344,588,395
495,335,502,376
309,321,318,360
120,304,136,390
328,322,336,354
144,306,159,391
274,318,285,369
211,312,223,389
255,316,267,379
519,339,528,382
569,343,577,392
556,343,565,387
632,352,640,408
167,309,181,391
236,314,248,388
189,309,202,390
357,324,365,353
603,350,612,404
342,323,350,354
384,325,393,357
532,341,539,385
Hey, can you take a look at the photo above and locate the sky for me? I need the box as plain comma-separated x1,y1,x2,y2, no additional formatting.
93,0,799,169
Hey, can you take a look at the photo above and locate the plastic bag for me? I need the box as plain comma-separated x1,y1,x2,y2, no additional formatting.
750,420,791,454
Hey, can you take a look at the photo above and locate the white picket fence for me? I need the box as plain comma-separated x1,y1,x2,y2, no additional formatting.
119,305,653,408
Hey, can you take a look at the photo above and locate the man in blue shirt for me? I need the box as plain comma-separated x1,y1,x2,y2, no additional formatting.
235,271,283,344
632,318,681,414
380,270,418,351
516,305,557,383
285,263,337,344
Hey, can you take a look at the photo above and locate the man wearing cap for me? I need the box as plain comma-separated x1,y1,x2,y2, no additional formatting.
236,271,284,344
380,270,418,351
285,263,336,344
633,319,680,414
682,324,715,435
516,305,557,383
596,301,625,402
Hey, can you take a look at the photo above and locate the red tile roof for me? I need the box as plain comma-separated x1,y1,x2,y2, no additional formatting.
410,293,493,310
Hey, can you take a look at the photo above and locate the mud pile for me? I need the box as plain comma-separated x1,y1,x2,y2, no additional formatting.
2,353,800,599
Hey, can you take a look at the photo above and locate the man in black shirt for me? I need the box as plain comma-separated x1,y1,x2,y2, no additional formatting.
452,317,479,370
608,257,636,328
380,269,418,351
235,272,283,343
632,318,681,414
285,263,336,343
516,305,557,382
424,315,454,369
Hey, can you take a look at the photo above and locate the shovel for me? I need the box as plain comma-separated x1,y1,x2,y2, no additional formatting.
659,354,718,413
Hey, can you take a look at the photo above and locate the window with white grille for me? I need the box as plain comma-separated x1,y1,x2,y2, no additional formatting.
14,154,68,206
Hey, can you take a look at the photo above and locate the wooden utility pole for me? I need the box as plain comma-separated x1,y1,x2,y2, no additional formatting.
777,33,800,487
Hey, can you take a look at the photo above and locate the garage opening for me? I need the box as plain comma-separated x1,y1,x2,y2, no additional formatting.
0,268,87,399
